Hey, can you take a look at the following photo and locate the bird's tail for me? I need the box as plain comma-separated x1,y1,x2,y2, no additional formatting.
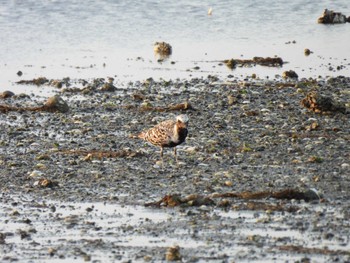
129,132,144,139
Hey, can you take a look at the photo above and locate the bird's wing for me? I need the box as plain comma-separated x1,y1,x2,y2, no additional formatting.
139,119,175,146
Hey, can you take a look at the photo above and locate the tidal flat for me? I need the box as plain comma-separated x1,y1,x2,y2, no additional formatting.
0,74,349,262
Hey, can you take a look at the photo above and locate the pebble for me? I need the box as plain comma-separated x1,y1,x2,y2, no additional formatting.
341,163,349,169
29,170,44,177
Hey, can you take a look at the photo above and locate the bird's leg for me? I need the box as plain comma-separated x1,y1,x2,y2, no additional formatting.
174,147,178,163
160,147,164,162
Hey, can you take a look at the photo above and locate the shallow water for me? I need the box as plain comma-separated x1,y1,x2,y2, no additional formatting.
1,0,350,93
1,193,349,262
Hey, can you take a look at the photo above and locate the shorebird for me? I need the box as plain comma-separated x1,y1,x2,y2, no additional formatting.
138,115,189,162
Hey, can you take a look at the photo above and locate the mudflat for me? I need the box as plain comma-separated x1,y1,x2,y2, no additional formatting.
0,75,349,262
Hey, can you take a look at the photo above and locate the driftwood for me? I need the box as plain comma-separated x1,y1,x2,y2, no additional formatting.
0,95,69,113
278,245,350,256
16,77,49,86
123,102,194,112
145,189,322,208
224,56,284,69
60,149,142,159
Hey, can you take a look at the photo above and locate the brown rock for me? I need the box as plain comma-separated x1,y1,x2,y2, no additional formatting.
304,49,312,56
282,70,298,79
301,92,346,113
44,95,69,113
99,83,117,92
165,246,181,261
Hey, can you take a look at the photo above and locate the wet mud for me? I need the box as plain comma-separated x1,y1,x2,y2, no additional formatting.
1,75,350,262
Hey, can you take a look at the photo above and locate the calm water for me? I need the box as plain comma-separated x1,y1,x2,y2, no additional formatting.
1,0,350,92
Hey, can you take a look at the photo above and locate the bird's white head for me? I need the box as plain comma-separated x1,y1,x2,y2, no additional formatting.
176,114,189,124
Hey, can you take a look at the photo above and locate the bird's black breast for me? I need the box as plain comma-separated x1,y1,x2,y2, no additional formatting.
162,127,188,148
178,127,188,143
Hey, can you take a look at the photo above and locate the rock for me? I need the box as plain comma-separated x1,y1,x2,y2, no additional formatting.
304,48,312,56
225,59,237,69
341,163,349,169
34,178,58,188
99,83,117,92
282,70,298,79
49,80,63,89
318,9,347,24
0,90,15,99
17,71,23,76
154,42,172,58
165,246,181,261
253,56,283,66
29,170,44,178
301,92,346,113
44,95,69,113
0,233,5,244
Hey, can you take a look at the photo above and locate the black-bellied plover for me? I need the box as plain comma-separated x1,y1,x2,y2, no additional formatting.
138,114,188,161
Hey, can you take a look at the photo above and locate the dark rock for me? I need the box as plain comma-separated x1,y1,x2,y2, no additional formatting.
99,83,117,92
44,95,69,113
253,56,283,66
282,70,298,79
304,49,312,56
301,92,346,113
16,77,49,86
318,9,347,24
0,90,15,99
225,59,237,69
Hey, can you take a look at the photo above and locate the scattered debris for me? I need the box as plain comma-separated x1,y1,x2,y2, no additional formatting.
123,102,194,112
16,77,49,86
231,201,299,212
145,189,322,208
224,56,284,69
60,149,142,159
0,95,69,113
301,92,346,113
318,9,349,24
34,178,58,188
252,56,284,66
278,245,350,256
